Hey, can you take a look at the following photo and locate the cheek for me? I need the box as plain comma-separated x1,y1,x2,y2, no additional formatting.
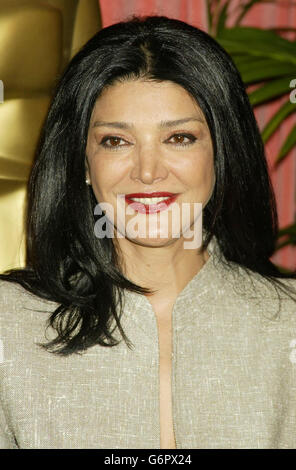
87,155,128,198
204,156,215,184
186,150,215,188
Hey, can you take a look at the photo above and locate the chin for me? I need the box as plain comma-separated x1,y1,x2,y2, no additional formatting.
125,235,179,248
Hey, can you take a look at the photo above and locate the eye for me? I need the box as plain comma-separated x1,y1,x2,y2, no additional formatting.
100,135,130,150
166,133,197,146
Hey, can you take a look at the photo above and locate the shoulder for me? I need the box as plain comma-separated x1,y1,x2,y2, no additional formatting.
213,256,296,323
208,237,296,304
211,249,296,297
0,279,57,313
207,242,296,312
0,279,33,304
0,279,58,340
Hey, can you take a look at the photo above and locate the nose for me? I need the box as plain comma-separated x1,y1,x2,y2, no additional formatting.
130,143,168,185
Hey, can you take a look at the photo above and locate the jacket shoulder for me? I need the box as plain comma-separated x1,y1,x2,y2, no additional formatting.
0,279,58,332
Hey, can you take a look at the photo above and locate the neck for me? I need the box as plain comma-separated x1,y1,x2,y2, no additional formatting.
114,236,209,300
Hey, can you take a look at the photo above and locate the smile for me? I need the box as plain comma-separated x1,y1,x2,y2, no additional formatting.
124,192,179,214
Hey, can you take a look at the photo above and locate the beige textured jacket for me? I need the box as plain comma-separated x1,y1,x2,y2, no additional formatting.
0,242,296,449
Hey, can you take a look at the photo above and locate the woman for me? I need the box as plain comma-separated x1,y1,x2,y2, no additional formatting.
0,16,296,449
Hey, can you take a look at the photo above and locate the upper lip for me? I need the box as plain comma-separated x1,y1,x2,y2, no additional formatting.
125,192,178,198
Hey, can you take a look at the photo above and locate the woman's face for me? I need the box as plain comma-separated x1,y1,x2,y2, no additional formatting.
86,79,215,248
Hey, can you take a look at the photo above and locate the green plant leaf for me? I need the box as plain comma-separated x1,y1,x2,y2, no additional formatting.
275,125,296,163
232,54,266,66
216,1,231,36
238,59,296,83
205,0,213,34
270,27,296,33
261,101,296,142
217,27,296,64
276,221,296,250
248,76,295,106
275,264,294,274
235,0,277,26
278,223,296,236
276,239,296,250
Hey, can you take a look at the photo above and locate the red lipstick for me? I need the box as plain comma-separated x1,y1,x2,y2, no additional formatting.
124,192,179,214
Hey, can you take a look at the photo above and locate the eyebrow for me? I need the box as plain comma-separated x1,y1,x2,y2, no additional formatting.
92,117,205,129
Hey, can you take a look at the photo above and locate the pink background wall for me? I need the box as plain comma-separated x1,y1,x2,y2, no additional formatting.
99,0,296,269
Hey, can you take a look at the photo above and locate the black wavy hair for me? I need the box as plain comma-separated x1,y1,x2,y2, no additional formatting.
1,15,295,354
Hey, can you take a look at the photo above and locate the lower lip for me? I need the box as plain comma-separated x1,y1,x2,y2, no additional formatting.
124,195,179,214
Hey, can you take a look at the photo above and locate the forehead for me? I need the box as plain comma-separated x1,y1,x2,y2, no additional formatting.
90,79,206,123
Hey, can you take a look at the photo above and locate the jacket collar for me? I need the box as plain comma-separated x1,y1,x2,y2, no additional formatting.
118,235,230,332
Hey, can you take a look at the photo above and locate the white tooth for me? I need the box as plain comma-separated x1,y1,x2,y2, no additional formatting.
129,196,171,204
132,198,165,204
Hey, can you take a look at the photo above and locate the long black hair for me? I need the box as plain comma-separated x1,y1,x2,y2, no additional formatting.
1,15,295,354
